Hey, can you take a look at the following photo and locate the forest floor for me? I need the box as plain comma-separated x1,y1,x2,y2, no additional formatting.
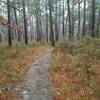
50,50,99,100
0,39,100,100
49,44,100,100
0,43,51,100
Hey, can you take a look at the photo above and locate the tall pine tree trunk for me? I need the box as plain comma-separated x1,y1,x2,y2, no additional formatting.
62,0,65,36
82,0,86,37
7,0,12,47
67,0,72,40
46,0,49,42
13,0,19,41
91,0,95,38
48,0,55,46
77,0,80,40
22,0,28,44
55,0,59,41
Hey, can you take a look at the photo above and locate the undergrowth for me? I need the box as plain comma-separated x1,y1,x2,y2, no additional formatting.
50,37,100,100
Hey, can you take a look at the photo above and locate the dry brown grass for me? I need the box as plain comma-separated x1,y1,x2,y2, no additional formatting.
0,44,51,100
50,48,100,100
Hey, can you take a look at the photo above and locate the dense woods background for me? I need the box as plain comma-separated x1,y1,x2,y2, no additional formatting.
0,0,100,47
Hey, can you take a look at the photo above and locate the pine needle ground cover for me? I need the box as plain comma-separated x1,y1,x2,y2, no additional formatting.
50,38,100,100
0,43,50,100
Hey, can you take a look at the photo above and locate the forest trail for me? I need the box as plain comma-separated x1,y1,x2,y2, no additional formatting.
21,48,54,100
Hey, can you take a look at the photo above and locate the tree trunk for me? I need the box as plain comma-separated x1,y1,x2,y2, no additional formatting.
91,0,95,38
13,0,19,41
62,0,65,36
77,0,80,40
48,0,55,46
71,3,75,38
46,0,49,42
55,0,59,41
82,0,86,37
96,8,100,37
22,0,28,44
67,0,72,40
7,0,12,47
17,0,21,41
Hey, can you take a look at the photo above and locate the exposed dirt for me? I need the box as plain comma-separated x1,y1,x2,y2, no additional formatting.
20,49,54,100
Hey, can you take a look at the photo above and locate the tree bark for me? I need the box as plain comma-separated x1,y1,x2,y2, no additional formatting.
62,0,65,36
77,0,81,40
67,0,72,40
91,0,95,38
82,0,86,37
7,0,12,47
48,0,55,46
22,0,28,44
96,8,100,37
46,0,49,42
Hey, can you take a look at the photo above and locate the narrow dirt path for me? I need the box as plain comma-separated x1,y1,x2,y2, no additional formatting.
21,49,53,100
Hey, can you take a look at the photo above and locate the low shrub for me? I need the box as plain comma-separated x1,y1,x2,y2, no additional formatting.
58,38,77,54
0,59,8,68
58,37,100,58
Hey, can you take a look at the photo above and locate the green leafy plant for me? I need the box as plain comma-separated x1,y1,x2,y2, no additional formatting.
0,59,8,68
